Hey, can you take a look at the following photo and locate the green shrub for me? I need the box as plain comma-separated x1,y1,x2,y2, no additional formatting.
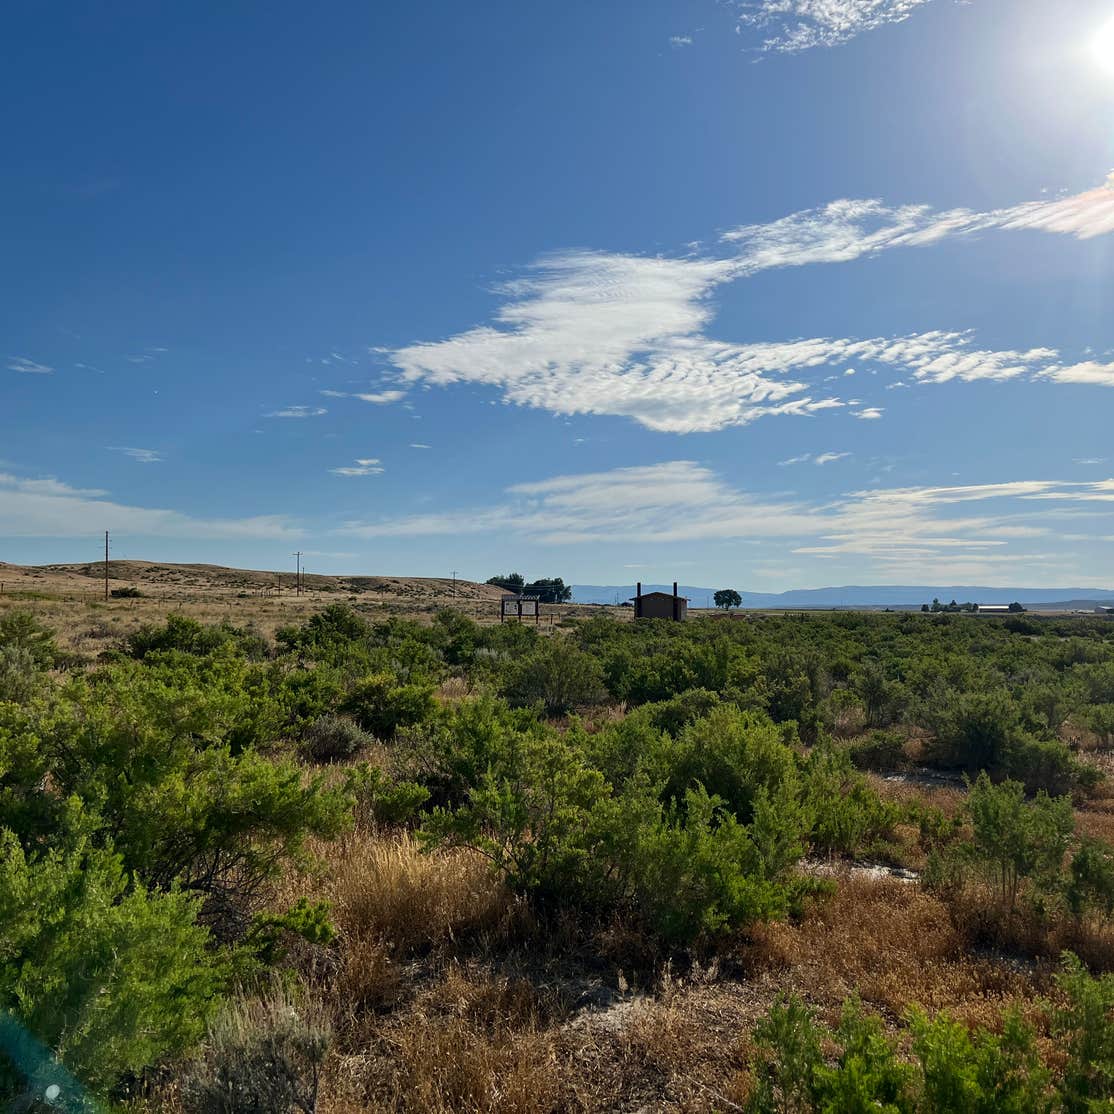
0,645,43,705
1002,735,1084,797
623,782,812,943
340,673,436,740
747,996,915,1112
10,672,351,937
640,688,721,736
347,764,430,828
847,729,909,772
0,612,57,669
500,637,607,716
1084,704,1114,749
800,745,899,857
1052,952,1114,1112
1067,839,1114,927
0,831,220,1098
125,615,262,660
747,995,1053,1113
656,705,798,824
275,602,363,654
856,660,906,727
924,690,1089,795
297,714,374,763
421,719,811,944
925,689,1019,773
965,772,1074,913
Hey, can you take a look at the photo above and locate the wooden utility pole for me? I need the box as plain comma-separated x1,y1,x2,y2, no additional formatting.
292,551,303,595
104,531,110,600
452,570,457,599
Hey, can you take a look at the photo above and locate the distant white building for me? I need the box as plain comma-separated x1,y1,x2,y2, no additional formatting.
977,604,1011,615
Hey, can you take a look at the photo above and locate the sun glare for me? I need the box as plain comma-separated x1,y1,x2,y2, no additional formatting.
1092,14,1114,72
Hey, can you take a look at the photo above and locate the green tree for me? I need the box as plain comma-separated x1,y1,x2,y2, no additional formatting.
714,589,742,610
525,577,573,603
485,572,525,592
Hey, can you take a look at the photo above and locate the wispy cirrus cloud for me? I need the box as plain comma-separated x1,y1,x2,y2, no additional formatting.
0,472,301,539
266,405,327,419
330,457,385,477
779,451,851,465
126,346,168,365
385,175,1114,434
321,388,407,405
7,356,53,374
337,460,1114,581
109,446,163,464
736,0,942,54
721,178,1114,269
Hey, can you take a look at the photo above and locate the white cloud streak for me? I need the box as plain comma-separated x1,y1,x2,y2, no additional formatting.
779,451,850,465
330,458,385,477
386,176,1114,434
109,447,163,464
0,472,301,539
338,461,1114,581
1041,361,1114,388
266,406,327,418
320,389,407,405
7,356,53,374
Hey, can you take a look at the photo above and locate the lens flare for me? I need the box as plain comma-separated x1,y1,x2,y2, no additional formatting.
1092,14,1114,72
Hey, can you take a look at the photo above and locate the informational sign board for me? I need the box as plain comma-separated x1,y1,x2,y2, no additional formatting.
500,595,541,623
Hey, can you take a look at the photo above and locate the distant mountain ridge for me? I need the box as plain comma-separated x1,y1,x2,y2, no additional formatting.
572,583,1114,609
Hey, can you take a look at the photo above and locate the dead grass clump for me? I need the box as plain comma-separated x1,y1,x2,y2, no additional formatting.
742,874,1045,1025
618,994,755,1111
866,774,966,818
372,1014,564,1113
324,831,516,955
339,967,570,1113
334,935,407,1019
436,675,473,703
180,983,331,1114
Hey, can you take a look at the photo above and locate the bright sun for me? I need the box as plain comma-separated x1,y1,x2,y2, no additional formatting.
1092,15,1114,71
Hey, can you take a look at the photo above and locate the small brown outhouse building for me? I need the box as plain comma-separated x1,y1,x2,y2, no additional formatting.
630,582,689,621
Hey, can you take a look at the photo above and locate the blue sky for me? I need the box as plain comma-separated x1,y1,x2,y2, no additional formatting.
4,0,1114,589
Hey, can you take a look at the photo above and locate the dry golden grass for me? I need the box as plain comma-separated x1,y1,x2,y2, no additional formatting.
0,559,624,656
866,773,967,818
322,831,516,957
321,965,573,1114
742,874,1047,1028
